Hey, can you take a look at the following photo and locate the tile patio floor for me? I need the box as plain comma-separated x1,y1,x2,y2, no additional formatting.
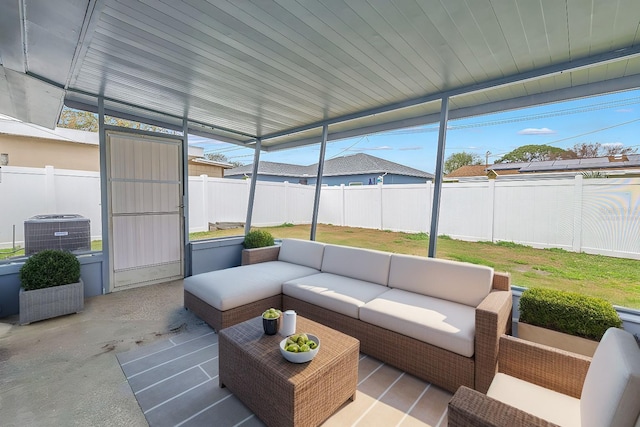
0,280,450,426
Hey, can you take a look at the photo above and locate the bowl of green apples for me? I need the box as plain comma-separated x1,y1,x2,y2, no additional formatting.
279,333,320,363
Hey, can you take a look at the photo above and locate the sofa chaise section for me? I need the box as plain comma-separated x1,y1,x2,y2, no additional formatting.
184,239,325,331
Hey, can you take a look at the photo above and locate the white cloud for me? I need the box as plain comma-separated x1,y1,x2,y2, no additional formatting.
398,146,423,151
616,108,633,113
517,127,556,135
349,146,393,152
602,142,623,147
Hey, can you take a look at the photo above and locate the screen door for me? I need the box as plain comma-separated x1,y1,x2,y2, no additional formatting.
106,130,184,291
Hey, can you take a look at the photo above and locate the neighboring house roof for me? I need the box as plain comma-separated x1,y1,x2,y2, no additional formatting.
226,161,311,178
0,114,99,145
190,158,234,169
226,153,434,180
446,155,640,178
445,165,489,178
0,114,206,158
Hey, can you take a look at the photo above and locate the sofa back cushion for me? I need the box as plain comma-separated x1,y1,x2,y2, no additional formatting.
388,254,493,307
278,239,325,270
580,328,640,427
321,245,391,286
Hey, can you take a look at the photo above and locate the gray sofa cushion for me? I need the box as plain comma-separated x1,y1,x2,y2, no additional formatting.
321,244,391,286
278,238,325,270
388,254,493,307
360,288,476,357
184,261,318,311
283,272,389,318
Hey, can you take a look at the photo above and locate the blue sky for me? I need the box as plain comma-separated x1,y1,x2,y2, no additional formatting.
190,88,640,173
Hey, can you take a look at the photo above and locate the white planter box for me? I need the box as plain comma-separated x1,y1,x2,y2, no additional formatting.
518,322,598,357
19,279,84,325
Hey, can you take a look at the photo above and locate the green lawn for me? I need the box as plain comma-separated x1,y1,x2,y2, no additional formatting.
3,224,638,309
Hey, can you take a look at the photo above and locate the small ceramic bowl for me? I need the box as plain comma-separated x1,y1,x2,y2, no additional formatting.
279,334,320,363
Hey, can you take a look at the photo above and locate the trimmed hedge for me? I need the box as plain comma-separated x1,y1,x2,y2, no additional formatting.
243,229,275,249
519,288,622,341
19,249,81,291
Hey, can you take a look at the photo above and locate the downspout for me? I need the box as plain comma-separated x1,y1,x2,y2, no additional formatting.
310,125,328,241
244,138,261,235
428,96,449,258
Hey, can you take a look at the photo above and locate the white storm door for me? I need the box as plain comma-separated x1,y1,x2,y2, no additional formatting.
107,131,184,291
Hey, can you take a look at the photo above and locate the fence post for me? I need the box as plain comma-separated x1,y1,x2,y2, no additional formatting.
379,183,384,230
284,181,289,224
426,181,432,233
572,174,584,253
44,165,56,213
341,184,346,226
487,180,496,242
200,175,208,231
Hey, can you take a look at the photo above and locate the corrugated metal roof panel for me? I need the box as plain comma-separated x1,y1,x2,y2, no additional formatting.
2,0,640,147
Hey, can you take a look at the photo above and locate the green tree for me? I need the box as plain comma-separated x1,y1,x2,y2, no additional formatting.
205,153,244,168
58,109,99,131
58,107,174,134
568,142,637,158
444,151,482,174
496,144,571,163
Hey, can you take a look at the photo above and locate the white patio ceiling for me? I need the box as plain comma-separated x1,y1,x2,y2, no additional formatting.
1,0,640,151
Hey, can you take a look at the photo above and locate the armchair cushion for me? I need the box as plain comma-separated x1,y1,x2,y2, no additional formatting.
580,328,640,427
487,373,580,427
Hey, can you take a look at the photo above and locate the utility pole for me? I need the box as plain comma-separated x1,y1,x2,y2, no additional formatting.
485,151,491,168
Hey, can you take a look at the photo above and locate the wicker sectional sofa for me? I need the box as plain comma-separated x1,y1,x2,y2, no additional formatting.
184,238,512,393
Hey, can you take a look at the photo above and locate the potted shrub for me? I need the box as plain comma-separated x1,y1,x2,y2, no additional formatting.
518,287,622,356
241,229,277,265
19,249,84,325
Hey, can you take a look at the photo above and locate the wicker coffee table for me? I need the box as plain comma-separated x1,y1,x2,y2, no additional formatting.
219,315,360,427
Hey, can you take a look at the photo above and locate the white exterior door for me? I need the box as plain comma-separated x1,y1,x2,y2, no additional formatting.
106,131,184,291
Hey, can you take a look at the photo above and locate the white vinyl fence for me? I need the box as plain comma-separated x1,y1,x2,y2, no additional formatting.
2,166,639,259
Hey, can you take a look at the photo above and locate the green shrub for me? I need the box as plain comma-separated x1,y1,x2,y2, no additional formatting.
243,229,275,249
519,288,622,341
19,250,81,291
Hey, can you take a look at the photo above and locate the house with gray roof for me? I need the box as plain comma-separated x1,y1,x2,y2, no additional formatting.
445,154,640,181
225,153,434,185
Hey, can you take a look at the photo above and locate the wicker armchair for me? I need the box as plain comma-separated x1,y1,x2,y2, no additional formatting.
448,328,640,427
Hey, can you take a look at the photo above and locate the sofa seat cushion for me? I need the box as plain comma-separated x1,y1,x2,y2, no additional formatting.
388,254,493,307
283,273,389,318
487,373,581,427
184,261,319,311
359,288,476,357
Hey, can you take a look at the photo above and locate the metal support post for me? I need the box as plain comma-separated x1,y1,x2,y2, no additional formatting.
182,118,191,277
310,125,328,241
98,97,110,293
428,96,449,257
244,138,262,235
